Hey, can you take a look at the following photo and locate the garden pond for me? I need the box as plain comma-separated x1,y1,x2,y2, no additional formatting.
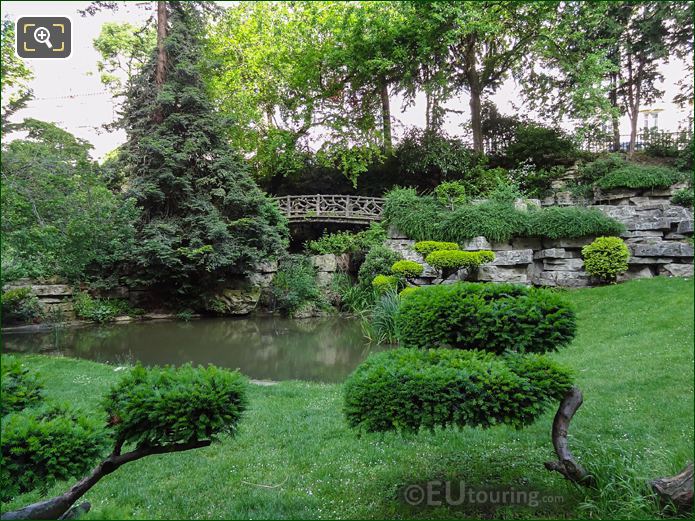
2,316,391,383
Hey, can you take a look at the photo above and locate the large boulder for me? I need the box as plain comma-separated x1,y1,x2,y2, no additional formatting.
205,287,261,315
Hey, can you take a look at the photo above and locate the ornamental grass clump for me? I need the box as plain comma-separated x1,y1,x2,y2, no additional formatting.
582,236,630,283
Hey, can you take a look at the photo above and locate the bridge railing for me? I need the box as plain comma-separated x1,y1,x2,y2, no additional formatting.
273,194,385,222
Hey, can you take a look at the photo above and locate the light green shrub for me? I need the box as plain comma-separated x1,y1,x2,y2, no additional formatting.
425,250,495,274
371,274,399,294
413,241,460,256
398,286,419,299
581,236,630,283
390,260,423,278
357,245,401,288
434,181,466,209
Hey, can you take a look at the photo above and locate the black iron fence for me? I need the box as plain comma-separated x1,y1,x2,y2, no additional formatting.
581,130,693,154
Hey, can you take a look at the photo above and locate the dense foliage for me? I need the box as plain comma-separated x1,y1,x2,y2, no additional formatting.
357,245,401,288
1,404,108,501
395,282,576,354
371,274,399,294
493,123,581,170
269,255,324,316
1,287,42,325
1,119,137,284
0,355,44,416
425,250,495,273
672,188,694,208
73,292,142,323
413,241,460,256
383,187,623,243
595,165,687,190
344,348,574,433
582,237,630,283
104,364,247,447
118,4,287,297
306,223,385,255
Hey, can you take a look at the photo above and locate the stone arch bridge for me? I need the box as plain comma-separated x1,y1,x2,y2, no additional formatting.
273,194,384,225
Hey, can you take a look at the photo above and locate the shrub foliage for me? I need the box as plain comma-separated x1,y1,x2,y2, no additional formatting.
357,245,401,288
306,223,386,255
395,282,576,354
269,255,323,316
582,236,630,282
595,165,686,190
0,355,44,416
372,274,399,294
390,260,424,278
1,288,42,324
425,250,494,271
413,241,459,256
344,348,574,433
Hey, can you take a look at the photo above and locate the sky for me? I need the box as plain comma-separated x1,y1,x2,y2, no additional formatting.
2,0,692,160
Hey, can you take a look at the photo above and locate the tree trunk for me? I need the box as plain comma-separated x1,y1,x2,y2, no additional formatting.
469,86,483,153
379,78,392,153
155,1,168,88
628,101,639,157
0,440,211,520
609,73,620,152
544,386,596,487
650,462,693,515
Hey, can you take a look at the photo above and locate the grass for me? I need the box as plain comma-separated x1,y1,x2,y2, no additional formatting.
2,277,693,519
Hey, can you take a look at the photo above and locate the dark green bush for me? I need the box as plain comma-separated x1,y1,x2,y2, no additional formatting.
497,123,580,170
390,260,423,278
103,364,247,448
306,222,386,255
577,153,626,183
395,282,576,354
357,245,401,288
671,188,693,208
1,288,42,324
582,236,630,283
434,181,467,209
526,207,624,239
596,165,685,190
344,348,574,432
269,255,323,315
0,355,44,416
1,403,107,501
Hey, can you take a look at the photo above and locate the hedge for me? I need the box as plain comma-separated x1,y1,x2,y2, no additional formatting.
394,282,576,354
343,348,574,432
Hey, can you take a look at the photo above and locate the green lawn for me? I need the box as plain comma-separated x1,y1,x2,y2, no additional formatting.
2,277,693,520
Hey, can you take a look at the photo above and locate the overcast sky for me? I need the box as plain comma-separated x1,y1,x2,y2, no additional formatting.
2,1,691,160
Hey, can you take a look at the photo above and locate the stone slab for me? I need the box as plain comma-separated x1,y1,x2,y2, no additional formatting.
489,249,534,266
632,242,694,258
659,263,694,277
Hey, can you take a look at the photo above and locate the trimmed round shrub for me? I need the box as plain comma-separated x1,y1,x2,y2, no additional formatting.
358,245,401,288
1,404,107,501
1,355,44,416
581,236,630,283
414,241,460,256
103,364,247,447
399,286,419,299
344,348,574,432
391,260,424,278
372,274,399,294
425,250,495,271
395,282,576,354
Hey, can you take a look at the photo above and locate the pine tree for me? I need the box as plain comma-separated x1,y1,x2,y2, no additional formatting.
119,3,288,296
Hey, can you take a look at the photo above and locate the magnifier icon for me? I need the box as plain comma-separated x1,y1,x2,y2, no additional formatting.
33,26,52,49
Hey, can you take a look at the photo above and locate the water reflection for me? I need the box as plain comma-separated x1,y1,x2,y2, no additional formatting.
2,316,390,383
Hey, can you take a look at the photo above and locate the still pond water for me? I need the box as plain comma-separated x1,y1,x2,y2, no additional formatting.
2,316,390,383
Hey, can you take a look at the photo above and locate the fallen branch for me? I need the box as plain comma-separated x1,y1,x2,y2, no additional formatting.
544,386,596,487
1,440,211,520
650,462,693,515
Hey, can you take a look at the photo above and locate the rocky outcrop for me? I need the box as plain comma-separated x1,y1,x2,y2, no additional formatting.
2,280,76,318
205,287,261,315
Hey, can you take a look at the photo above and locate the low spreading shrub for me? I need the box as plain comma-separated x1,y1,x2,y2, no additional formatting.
371,274,399,294
269,255,324,315
103,364,248,448
390,260,423,278
1,404,107,501
73,292,141,323
671,188,693,208
413,241,459,256
395,282,576,354
526,207,624,239
425,250,495,273
383,188,623,243
357,245,401,288
578,153,625,183
595,165,686,190
0,355,44,416
582,236,630,283
344,348,574,432
306,223,386,255
1,288,42,324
